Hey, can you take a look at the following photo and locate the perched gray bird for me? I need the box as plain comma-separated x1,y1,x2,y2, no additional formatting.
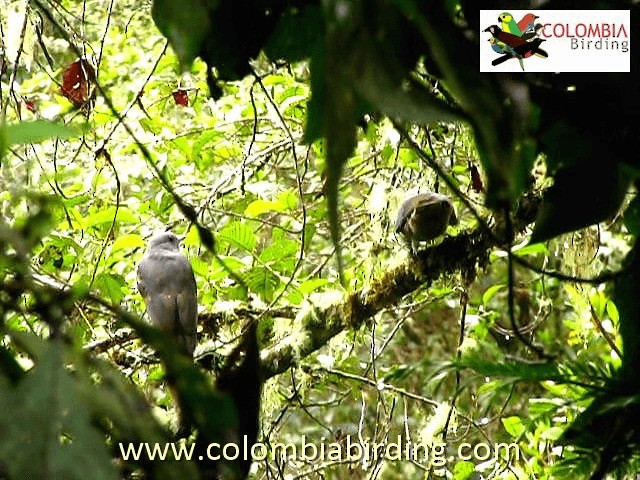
137,232,197,356
395,192,457,253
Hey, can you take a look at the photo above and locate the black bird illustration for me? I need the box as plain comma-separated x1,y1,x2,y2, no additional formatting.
521,23,543,41
492,39,548,66
484,25,527,49
484,23,548,69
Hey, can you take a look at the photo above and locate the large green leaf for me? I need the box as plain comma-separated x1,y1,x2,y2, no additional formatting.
218,221,256,253
244,266,280,303
151,0,213,68
345,32,461,126
624,192,640,236
530,163,631,243
5,120,79,146
94,273,127,305
0,342,117,480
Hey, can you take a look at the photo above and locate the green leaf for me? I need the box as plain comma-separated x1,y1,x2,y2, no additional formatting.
244,267,280,303
94,273,126,304
513,242,547,257
589,290,606,319
623,193,640,236
190,257,208,278
482,284,504,306
111,234,145,252
277,190,298,211
218,221,256,253
530,163,631,243
540,426,564,441
191,130,223,167
259,232,299,271
183,225,201,248
245,200,285,217
452,460,476,480
346,33,461,126
501,416,525,438
529,398,564,417
298,278,328,294
83,207,138,229
606,300,619,323
460,357,564,383
5,120,79,145
151,0,212,69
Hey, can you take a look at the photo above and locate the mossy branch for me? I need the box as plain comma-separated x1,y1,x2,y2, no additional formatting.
260,223,497,379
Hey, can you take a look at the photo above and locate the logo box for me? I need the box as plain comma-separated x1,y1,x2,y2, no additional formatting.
480,10,630,72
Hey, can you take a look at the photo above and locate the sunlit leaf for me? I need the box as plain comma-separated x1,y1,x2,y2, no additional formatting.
501,416,525,438
83,208,138,229
218,222,256,253
298,278,328,294
210,256,246,280
244,200,285,217
540,426,564,441
482,284,504,306
452,460,475,479
111,234,145,252
513,242,547,256
607,300,620,324
5,121,79,146
244,267,280,303
277,190,298,211
94,273,127,304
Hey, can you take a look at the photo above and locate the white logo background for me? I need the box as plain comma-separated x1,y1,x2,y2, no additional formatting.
480,10,630,72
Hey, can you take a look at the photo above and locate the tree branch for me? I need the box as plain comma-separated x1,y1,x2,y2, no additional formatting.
260,223,496,379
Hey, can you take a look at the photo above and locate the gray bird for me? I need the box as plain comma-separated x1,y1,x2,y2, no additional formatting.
395,192,457,253
137,232,197,356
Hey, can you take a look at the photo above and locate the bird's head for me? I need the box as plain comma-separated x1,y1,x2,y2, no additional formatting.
395,192,456,243
498,12,513,23
147,231,181,252
483,25,500,35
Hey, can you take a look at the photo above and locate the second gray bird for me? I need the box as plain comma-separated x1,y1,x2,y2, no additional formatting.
137,232,197,356
395,192,457,253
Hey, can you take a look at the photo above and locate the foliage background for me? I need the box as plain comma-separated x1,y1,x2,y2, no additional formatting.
0,0,638,479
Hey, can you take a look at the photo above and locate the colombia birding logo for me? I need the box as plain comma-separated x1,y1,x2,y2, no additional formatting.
483,12,548,71
480,10,630,72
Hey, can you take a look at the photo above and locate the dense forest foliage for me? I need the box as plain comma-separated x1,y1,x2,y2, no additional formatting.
1,0,639,479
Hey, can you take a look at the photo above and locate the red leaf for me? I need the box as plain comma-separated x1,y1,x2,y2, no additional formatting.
24,98,37,113
172,89,189,107
61,59,95,107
